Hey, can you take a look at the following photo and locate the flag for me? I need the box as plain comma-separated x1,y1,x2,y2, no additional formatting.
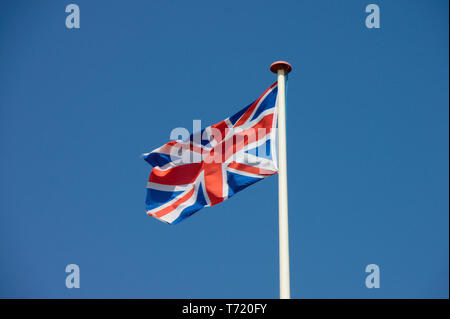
143,82,279,224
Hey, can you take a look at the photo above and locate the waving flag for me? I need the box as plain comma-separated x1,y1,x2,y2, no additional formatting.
143,82,279,224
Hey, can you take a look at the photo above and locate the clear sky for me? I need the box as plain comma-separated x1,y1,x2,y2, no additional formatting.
0,0,448,298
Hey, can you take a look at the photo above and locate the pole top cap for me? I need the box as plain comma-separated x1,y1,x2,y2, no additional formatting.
270,61,293,74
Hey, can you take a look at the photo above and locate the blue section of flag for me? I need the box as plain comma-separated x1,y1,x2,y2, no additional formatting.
250,87,277,121
229,102,253,125
145,188,183,211
226,171,262,198
245,139,273,160
145,153,172,167
172,185,208,224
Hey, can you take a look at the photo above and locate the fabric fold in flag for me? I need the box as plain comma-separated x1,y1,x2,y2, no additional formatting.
143,82,280,224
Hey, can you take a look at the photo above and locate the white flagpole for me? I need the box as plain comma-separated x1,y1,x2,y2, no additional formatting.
270,61,292,299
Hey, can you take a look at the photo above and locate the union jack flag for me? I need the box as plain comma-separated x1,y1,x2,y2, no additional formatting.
143,82,279,224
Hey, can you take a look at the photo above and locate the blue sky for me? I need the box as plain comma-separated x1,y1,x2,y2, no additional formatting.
0,0,448,298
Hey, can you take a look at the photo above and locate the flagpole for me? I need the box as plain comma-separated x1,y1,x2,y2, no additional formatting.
270,61,292,299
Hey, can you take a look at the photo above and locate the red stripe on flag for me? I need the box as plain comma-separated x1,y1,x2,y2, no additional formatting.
149,162,202,185
228,162,276,176
153,187,195,218
203,163,225,206
224,113,274,162
234,82,277,127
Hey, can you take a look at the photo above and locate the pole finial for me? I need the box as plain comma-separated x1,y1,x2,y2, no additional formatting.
270,61,293,74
